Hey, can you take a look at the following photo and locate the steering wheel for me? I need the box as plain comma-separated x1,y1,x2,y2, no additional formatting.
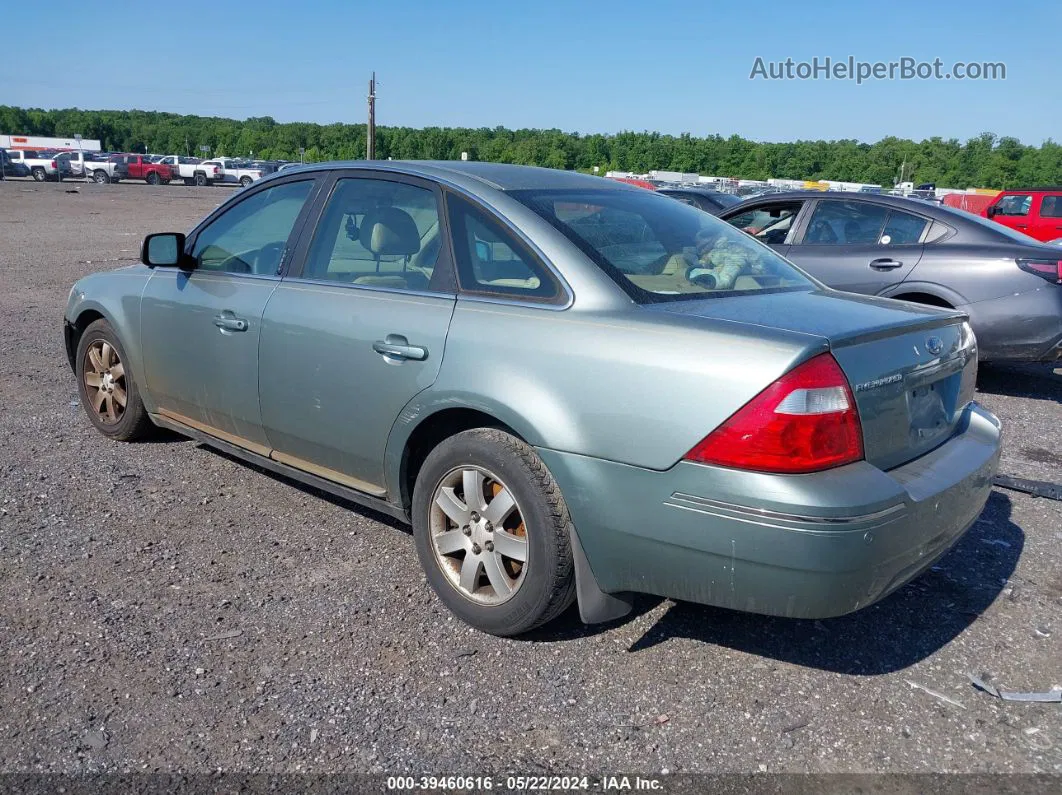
686,267,717,289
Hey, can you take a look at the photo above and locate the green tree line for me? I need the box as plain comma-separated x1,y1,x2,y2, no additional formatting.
3,105,1060,189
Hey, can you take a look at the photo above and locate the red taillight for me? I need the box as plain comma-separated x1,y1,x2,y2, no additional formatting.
1017,258,1062,284
50,160,57,168
685,353,864,474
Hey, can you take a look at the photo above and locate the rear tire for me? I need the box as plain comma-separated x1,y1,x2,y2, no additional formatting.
74,319,155,442
32,168,46,182
93,170,110,184
194,173,207,187
239,176,253,187
412,428,576,636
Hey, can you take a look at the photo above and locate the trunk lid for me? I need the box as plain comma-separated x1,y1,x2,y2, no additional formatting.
647,289,977,470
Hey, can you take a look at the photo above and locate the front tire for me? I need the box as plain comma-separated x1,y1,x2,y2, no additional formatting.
412,428,575,636
146,172,160,185
93,170,110,184
75,319,154,441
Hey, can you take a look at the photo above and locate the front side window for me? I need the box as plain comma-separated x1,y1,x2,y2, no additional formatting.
995,194,1032,216
1040,195,1062,218
514,189,813,301
448,195,559,300
303,177,443,292
190,180,314,275
725,201,804,245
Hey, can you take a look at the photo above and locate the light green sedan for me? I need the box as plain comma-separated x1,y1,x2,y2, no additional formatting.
64,162,1001,636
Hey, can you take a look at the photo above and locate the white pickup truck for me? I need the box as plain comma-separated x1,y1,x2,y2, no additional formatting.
6,149,73,181
202,158,265,187
57,151,129,183
154,156,223,186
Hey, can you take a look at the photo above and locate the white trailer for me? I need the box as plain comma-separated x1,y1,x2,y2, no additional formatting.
0,134,102,152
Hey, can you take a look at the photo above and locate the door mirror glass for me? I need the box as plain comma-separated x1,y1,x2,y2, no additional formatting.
987,206,999,218
474,239,493,263
142,232,186,267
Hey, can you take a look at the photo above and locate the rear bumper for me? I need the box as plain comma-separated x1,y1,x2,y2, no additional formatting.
963,286,1062,362
539,402,1001,619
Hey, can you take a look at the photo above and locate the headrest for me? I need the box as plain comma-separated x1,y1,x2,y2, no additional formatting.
359,207,420,256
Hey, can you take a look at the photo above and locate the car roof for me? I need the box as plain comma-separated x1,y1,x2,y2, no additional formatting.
265,160,635,193
998,186,1062,192
657,185,731,196
725,190,954,214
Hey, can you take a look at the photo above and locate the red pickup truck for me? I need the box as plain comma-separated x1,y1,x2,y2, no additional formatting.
110,154,173,185
983,187,1062,243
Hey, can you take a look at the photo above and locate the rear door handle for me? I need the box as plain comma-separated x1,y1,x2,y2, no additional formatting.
869,258,903,270
373,334,427,361
214,313,248,332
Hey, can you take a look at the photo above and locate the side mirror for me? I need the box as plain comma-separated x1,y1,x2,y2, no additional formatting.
986,206,999,218
141,232,191,269
475,240,493,262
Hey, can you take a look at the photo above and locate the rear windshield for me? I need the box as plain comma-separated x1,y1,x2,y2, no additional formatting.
512,188,815,301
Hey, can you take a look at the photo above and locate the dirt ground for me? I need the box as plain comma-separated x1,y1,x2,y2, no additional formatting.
1,180,1060,780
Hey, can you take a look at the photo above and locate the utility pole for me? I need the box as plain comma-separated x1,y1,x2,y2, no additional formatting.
367,72,376,160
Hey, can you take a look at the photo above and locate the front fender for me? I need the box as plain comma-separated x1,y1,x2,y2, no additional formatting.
65,267,155,410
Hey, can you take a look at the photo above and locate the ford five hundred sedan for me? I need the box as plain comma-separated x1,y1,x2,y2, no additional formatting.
64,162,1002,636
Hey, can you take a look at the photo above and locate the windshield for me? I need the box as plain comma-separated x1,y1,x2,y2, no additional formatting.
512,188,815,301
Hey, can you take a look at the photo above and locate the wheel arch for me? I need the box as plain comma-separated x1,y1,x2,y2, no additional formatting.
64,307,107,371
880,281,966,308
386,403,538,513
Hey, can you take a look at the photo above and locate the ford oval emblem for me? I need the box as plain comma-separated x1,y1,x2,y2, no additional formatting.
925,336,944,355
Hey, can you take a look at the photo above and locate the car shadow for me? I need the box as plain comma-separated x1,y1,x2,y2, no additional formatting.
529,491,1022,674
203,445,410,534
977,362,1060,403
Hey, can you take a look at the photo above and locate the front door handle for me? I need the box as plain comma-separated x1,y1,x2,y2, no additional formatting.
373,334,427,361
869,258,903,271
214,313,248,332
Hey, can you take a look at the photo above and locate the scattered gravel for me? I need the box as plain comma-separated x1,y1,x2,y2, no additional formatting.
1,180,1060,776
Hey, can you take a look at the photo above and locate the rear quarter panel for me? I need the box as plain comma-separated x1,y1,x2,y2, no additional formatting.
384,300,821,489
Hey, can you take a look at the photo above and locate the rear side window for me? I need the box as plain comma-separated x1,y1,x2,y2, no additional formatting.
880,210,928,244
1041,196,1062,218
447,194,560,302
303,177,444,292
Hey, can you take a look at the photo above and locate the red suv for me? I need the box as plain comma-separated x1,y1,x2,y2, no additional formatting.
984,188,1062,243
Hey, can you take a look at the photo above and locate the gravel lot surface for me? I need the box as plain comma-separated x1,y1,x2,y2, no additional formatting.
1,180,1060,779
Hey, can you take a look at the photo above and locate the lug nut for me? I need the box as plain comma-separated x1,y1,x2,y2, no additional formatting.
470,511,480,522
485,522,493,533
462,525,471,536
471,543,482,554
484,541,494,552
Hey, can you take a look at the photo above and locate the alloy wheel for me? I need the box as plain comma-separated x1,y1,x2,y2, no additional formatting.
83,340,127,425
429,466,529,605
